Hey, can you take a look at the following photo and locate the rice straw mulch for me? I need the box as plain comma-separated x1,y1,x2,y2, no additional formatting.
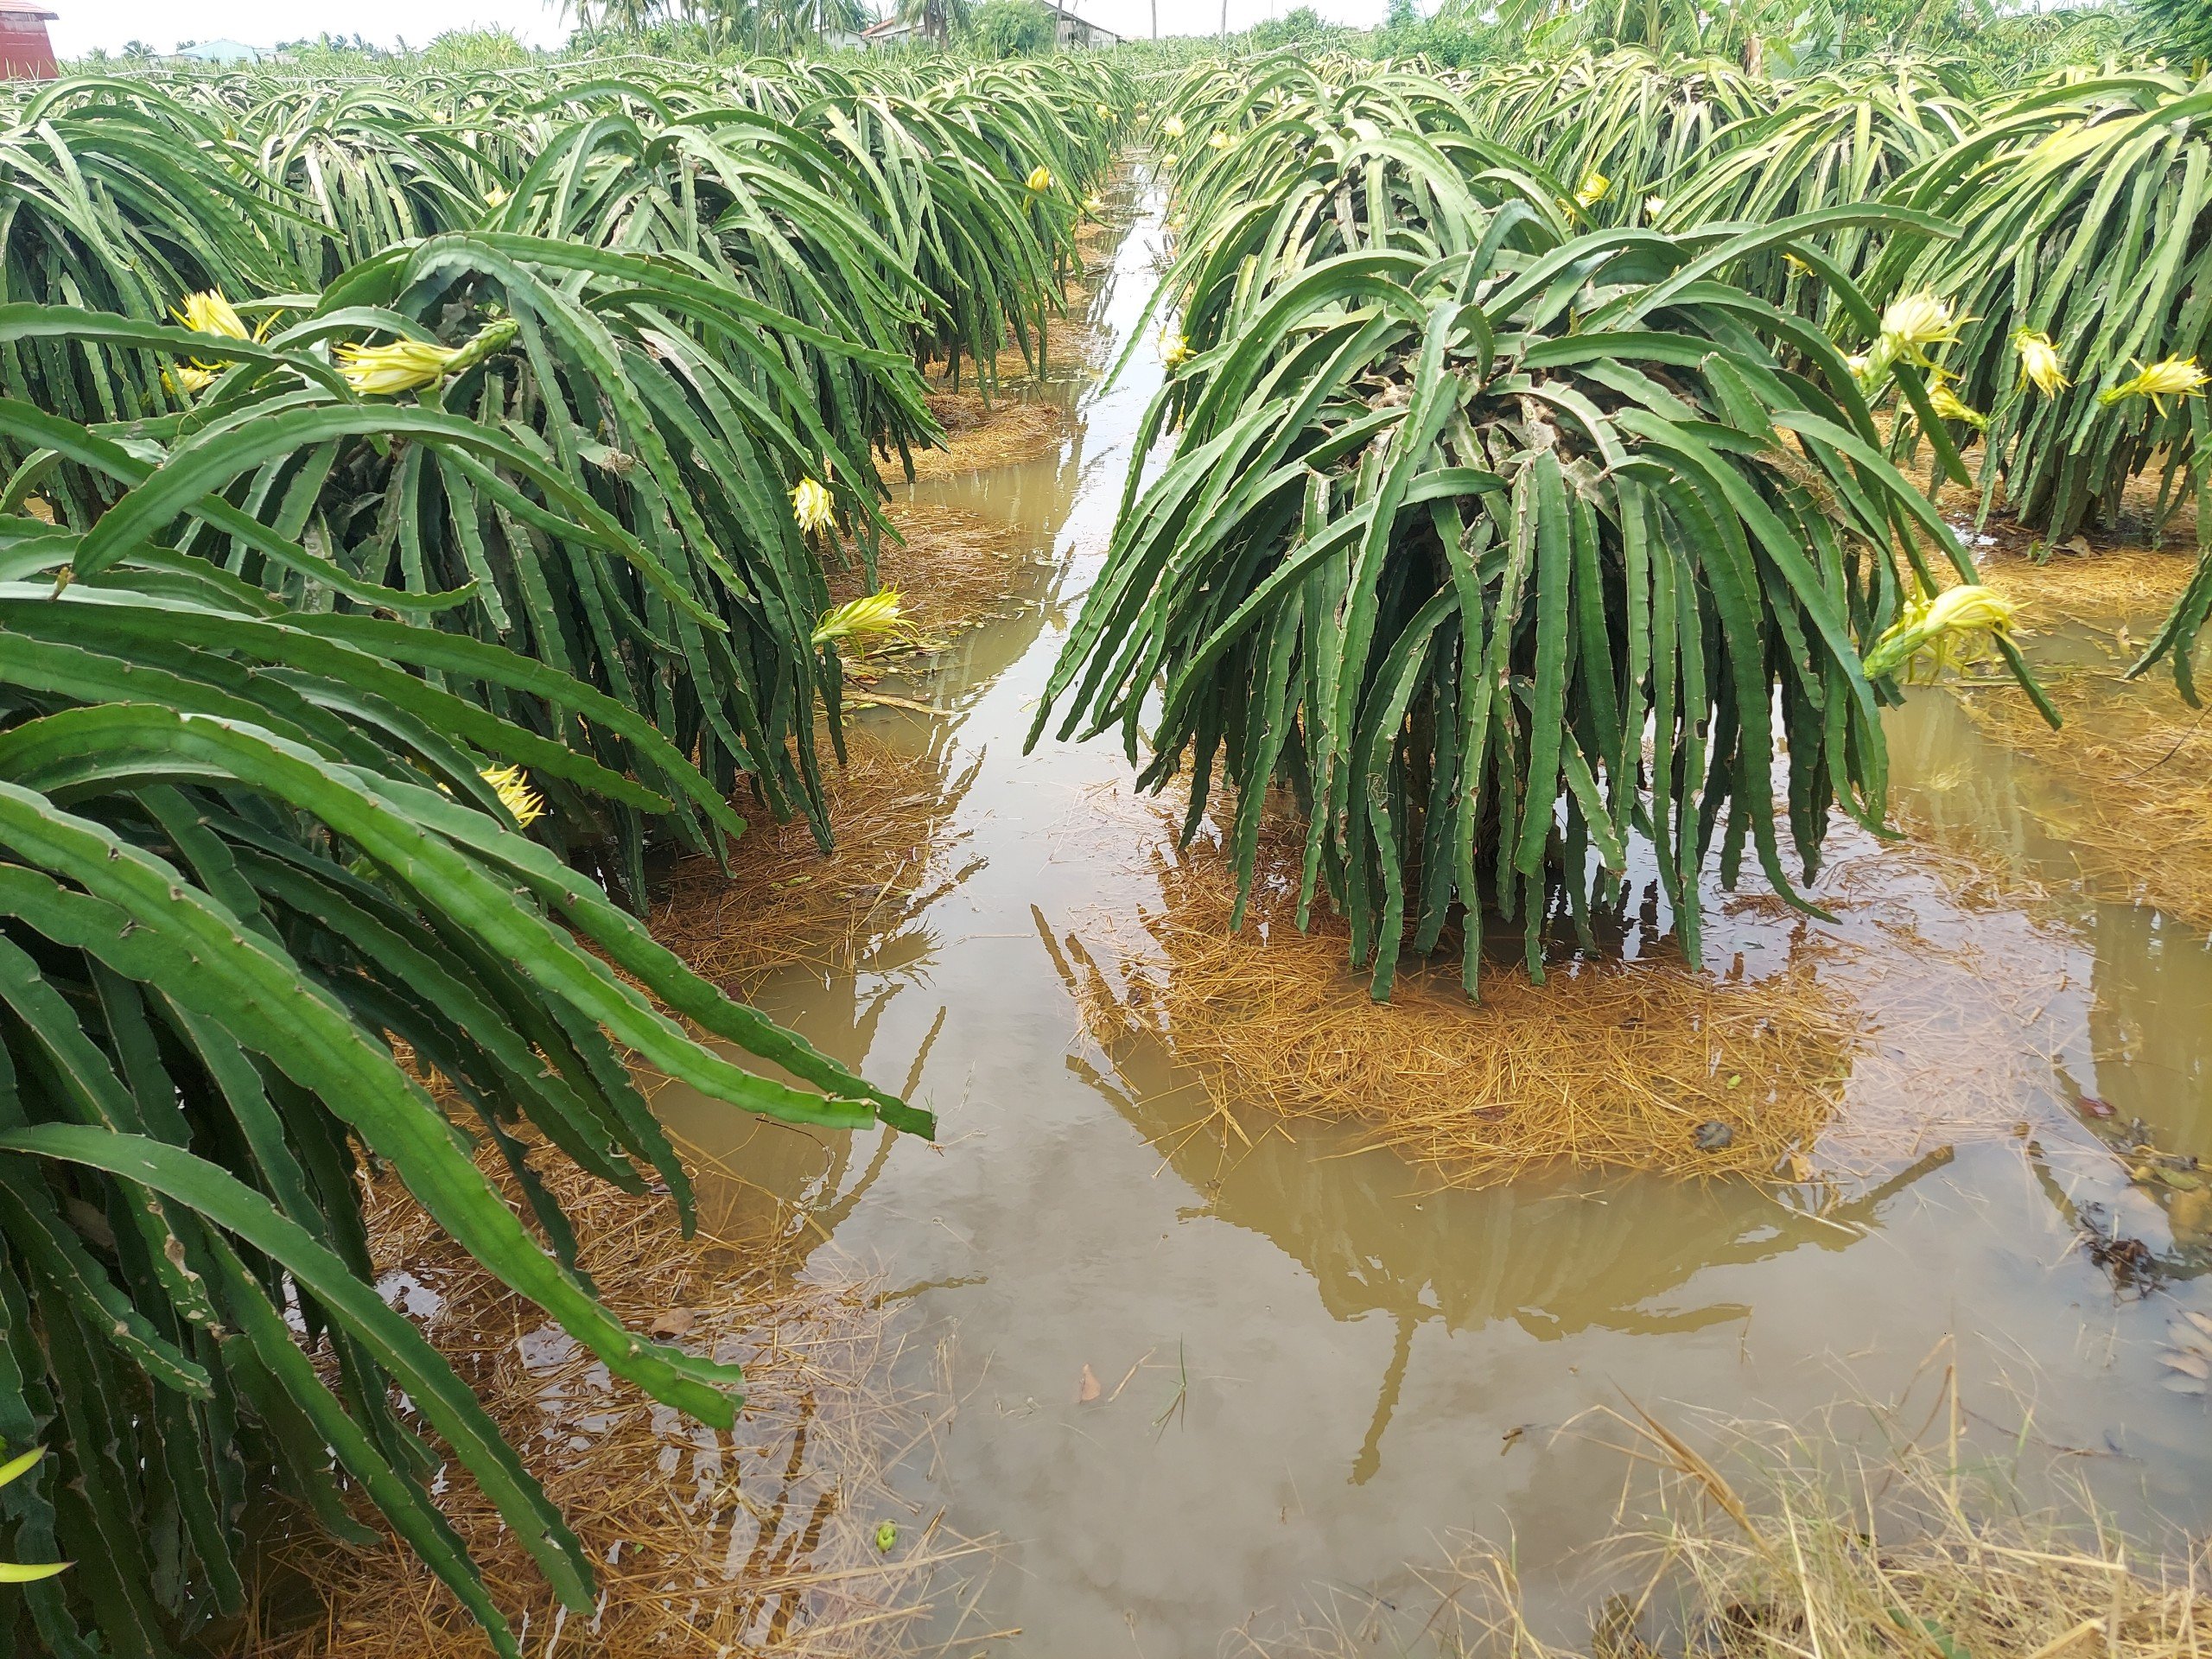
892,392,1068,483
1054,806,1858,1188
842,501,1044,650
658,729,976,995
237,1149,982,1659
1961,542,2200,623
1908,542,2212,932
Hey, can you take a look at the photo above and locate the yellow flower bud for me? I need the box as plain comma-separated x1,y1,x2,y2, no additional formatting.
1026,164,1052,194
811,588,923,656
1160,330,1192,372
2012,329,2069,396
1863,583,2018,681
1878,290,1963,360
480,764,544,829
791,476,835,535
1924,371,1986,430
175,289,249,340
2099,355,2209,412
335,319,517,397
1162,114,1185,139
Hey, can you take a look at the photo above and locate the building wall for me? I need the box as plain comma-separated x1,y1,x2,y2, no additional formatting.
0,18,57,79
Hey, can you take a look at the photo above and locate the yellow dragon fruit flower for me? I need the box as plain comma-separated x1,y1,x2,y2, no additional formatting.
1643,195,1667,221
335,317,517,397
1207,129,1230,150
1878,289,1964,360
1863,584,2018,682
1924,371,1986,429
1026,164,1052,194
1160,330,1192,372
337,338,461,396
2099,355,2209,412
175,289,250,340
1084,191,1105,214
480,764,544,829
1573,169,1610,208
2012,329,2069,396
485,183,510,207
1162,114,1185,139
791,476,836,535
811,588,923,655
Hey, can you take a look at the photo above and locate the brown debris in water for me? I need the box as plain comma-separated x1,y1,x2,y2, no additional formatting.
1955,669,2212,931
237,1150,977,1659
1061,811,1854,1187
658,731,974,995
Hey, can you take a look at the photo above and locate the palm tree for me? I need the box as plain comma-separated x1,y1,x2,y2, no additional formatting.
896,0,973,44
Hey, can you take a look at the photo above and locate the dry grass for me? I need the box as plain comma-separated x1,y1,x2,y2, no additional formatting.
1244,1393,2211,1659
1958,543,2200,624
658,731,975,995
1057,808,1857,1187
235,1150,980,1659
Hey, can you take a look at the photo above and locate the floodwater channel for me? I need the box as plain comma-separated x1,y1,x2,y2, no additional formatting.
652,175,2212,1651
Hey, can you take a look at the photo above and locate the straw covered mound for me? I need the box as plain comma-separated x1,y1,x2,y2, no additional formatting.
658,730,973,995
1067,811,1855,1187
238,1150,972,1659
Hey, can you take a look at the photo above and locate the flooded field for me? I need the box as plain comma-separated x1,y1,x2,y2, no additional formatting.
650,178,2212,1651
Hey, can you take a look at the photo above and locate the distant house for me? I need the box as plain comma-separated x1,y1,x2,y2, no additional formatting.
858,16,919,48
169,38,265,63
859,2,1116,48
1041,0,1119,48
0,1,58,80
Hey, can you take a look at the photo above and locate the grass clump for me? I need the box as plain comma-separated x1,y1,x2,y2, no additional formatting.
1247,1397,2209,1659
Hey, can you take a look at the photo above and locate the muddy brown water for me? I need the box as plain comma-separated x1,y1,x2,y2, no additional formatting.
651,177,2212,1650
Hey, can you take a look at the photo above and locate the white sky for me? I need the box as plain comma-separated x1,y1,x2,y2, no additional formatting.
54,0,1388,57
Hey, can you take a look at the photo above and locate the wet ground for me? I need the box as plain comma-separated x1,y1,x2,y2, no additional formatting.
650,175,2212,1651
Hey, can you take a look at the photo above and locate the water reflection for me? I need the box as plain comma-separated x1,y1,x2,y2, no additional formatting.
646,170,2212,1653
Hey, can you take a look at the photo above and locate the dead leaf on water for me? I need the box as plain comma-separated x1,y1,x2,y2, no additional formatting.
1077,1363,1102,1404
649,1307,696,1339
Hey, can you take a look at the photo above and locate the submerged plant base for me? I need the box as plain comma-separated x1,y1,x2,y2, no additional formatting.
238,1149,976,1659
1060,812,1854,1188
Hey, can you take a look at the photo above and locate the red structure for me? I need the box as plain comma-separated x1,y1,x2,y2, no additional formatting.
0,0,57,80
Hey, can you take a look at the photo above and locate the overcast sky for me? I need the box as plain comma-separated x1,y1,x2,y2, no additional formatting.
54,0,1388,57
